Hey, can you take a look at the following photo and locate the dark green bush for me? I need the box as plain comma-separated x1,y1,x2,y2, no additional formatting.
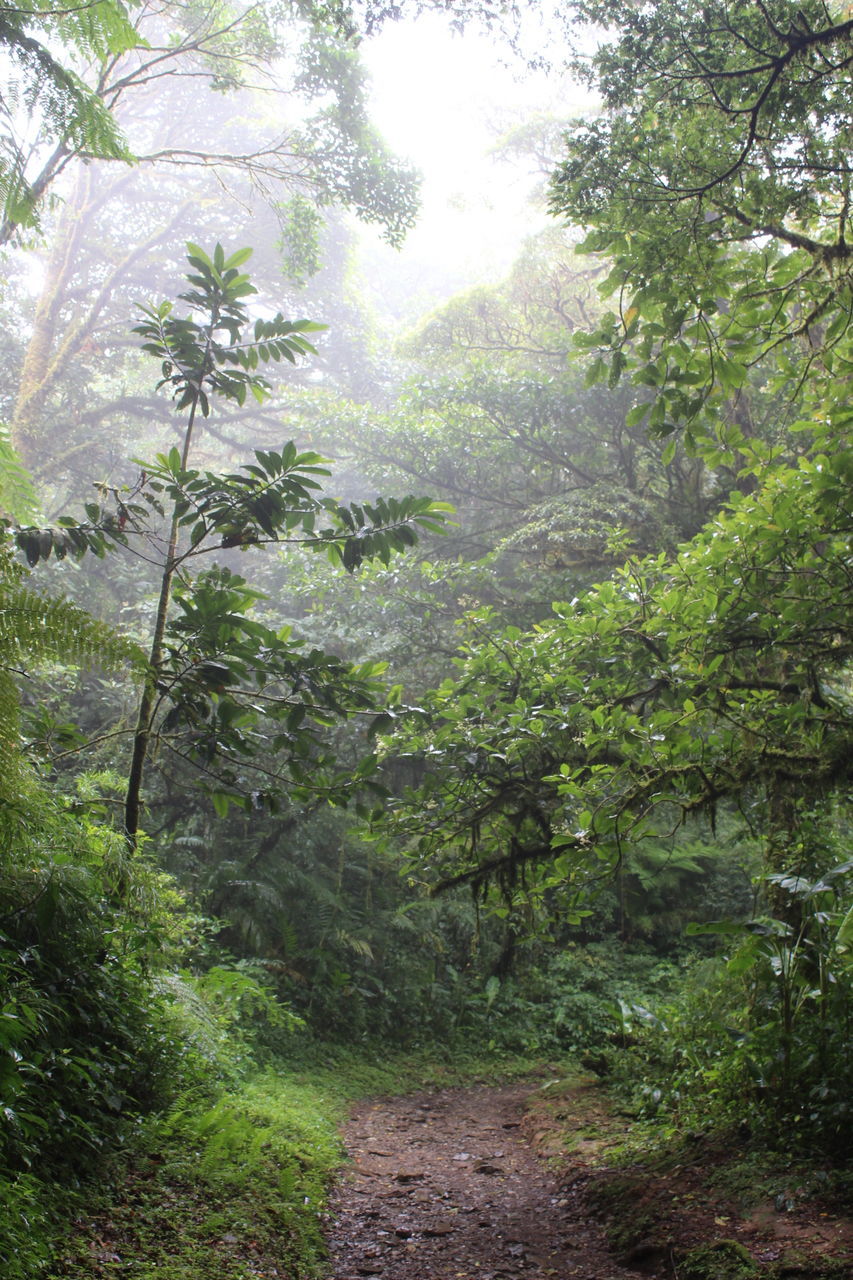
603,864,853,1155
0,793,234,1276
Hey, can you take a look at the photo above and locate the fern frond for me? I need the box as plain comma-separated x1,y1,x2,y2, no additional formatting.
0,666,23,798
0,579,142,671
0,423,39,521
334,929,374,960
0,3,138,228
0,16,134,156
51,0,142,61
0,545,144,795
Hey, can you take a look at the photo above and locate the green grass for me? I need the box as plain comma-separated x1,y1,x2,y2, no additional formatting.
279,1040,554,1097
50,1070,345,1280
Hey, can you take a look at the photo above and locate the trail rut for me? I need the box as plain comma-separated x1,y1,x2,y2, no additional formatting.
325,1082,626,1280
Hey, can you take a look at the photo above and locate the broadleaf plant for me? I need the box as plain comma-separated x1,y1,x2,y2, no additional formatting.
11,243,449,843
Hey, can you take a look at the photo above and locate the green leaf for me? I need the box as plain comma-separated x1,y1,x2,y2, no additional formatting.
210,790,231,818
223,246,253,271
185,242,213,270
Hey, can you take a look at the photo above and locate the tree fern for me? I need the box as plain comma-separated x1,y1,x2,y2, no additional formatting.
0,542,143,799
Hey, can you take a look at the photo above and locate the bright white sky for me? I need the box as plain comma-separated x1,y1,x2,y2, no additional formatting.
356,14,589,323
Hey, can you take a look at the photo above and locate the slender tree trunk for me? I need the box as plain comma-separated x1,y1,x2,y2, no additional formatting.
122,529,180,843
123,347,207,845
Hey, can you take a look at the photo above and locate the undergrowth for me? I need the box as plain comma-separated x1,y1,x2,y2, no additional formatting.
51,1070,346,1280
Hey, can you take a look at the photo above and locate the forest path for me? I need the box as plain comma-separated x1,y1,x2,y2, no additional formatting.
325,1080,625,1280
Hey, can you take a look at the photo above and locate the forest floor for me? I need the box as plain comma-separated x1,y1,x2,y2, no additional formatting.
325,1073,852,1280
49,1061,851,1280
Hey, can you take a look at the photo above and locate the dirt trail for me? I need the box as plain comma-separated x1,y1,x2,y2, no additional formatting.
325,1081,625,1280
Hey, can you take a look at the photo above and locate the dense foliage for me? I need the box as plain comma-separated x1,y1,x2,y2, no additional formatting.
552,0,853,442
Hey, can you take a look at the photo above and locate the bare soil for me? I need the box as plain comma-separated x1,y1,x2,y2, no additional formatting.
325,1077,852,1280
326,1080,623,1280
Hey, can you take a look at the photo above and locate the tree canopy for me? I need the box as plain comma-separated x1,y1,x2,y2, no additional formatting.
381,0,853,906
384,439,853,893
551,0,853,442
0,0,420,246
0,0,137,234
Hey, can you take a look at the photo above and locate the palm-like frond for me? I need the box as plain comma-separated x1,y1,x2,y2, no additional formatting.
0,544,143,796
0,1,138,230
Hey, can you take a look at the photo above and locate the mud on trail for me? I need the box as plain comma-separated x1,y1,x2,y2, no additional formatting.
325,1078,852,1280
325,1081,623,1280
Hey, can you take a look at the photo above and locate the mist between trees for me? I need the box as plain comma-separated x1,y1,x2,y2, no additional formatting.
0,2,851,1276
